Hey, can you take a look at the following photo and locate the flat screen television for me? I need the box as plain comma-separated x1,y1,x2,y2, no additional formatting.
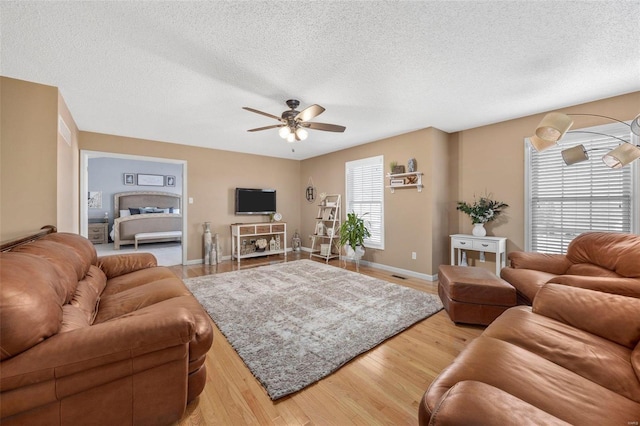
235,188,276,215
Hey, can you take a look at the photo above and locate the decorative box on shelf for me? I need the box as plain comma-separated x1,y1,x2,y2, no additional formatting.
386,172,424,192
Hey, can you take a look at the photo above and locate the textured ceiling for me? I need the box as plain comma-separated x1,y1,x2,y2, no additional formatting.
2,1,639,160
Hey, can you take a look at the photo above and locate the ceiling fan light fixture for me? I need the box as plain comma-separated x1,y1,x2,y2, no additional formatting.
286,132,296,143
295,127,308,141
278,126,291,138
535,112,573,143
602,143,640,169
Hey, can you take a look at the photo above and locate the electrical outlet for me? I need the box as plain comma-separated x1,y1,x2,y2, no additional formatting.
479,251,485,262
411,252,417,260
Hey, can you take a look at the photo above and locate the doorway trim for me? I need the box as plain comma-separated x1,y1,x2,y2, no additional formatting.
80,150,188,265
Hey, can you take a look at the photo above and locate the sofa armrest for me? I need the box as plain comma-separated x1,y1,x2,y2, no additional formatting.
533,283,640,348
508,252,571,275
548,275,640,298
1,303,195,391
97,252,157,279
423,381,570,426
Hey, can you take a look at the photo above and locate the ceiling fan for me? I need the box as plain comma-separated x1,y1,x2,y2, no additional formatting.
243,99,346,142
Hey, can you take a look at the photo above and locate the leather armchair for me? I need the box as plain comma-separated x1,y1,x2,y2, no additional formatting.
500,232,640,304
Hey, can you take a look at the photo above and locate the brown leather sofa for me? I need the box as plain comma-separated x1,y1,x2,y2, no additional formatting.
419,283,640,425
500,232,640,304
0,232,213,425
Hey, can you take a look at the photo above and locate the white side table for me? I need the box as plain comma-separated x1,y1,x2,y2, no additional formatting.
450,234,507,275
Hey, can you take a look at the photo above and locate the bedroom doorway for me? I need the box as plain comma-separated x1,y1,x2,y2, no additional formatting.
80,150,188,265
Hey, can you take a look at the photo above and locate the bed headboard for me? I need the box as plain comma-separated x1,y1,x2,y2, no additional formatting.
113,191,182,218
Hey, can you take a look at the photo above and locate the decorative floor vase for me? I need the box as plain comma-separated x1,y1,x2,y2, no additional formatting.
472,223,486,237
203,222,212,264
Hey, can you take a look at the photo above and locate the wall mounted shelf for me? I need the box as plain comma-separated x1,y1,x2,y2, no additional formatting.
386,172,423,193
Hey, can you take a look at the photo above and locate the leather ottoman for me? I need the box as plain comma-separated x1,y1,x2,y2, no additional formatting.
438,265,516,325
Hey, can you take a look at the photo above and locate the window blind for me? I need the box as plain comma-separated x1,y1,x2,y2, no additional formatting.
345,155,384,249
528,122,635,253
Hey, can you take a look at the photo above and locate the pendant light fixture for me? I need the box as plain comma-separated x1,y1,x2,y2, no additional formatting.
530,112,640,168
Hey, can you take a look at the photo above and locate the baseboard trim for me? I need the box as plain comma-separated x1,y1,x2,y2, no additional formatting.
340,257,438,282
187,249,438,282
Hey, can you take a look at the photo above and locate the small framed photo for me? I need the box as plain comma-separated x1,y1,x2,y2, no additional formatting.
137,174,165,187
88,191,102,209
166,175,176,187
124,173,135,185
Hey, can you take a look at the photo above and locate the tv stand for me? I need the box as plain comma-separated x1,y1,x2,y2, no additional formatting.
230,222,287,264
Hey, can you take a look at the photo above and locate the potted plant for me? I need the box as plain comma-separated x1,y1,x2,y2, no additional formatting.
339,212,371,259
456,195,508,236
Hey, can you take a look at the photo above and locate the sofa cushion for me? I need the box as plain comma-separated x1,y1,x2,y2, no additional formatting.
60,304,91,333
97,253,158,281
533,284,640,349
425,335,640,425
101,266,177,297
566,232,640,278
42,232,97,268
70,265,107,325
485,306,640,402
425,380,570,426
565,262,621,277
499,268,556,304
0,253,63,360
12,240,85,304
508,251,571,275
94,278,192,324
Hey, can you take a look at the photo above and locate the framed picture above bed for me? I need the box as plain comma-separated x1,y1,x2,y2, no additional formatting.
124,173,135,185
136,174,165,187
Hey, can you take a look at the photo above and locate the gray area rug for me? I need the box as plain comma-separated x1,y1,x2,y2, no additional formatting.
184,259,443,400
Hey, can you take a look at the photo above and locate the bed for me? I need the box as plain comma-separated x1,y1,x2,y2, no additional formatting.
112,191,182,249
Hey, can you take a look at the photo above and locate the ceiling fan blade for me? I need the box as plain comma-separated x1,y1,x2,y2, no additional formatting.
242,107,282,121
295,104,325,122
247,124,284,132
303,122,346,132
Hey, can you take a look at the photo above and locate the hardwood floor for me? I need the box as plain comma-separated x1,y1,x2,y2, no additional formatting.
169,253,484,425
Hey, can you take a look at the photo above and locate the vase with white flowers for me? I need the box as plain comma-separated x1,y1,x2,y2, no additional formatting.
456,195,509,236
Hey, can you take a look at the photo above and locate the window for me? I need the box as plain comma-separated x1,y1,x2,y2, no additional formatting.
526,121,638,253
345,155,384,249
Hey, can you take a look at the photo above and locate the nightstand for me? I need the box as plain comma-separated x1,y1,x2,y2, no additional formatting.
88,221,108,245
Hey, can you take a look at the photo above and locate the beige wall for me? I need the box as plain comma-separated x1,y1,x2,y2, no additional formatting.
2,76,636,276
57,92,80,233
453,91,640,271
300,128,449,277
301,92,639,276
79,132,301,262
0,77,58,240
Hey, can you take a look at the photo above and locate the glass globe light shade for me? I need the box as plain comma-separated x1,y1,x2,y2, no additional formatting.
286,133,296,143
296,128,308,141
279,126,291,138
